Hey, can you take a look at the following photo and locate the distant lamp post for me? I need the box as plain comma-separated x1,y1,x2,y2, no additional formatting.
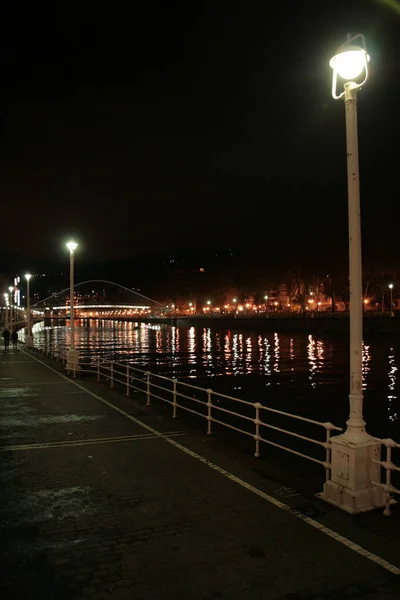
4,292,9,328
25,274,34,348
66,241,79,373
321,34,384,513
389,284,394,317
8,286,13,326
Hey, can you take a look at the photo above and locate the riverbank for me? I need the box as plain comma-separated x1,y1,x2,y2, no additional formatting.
110,314,400,334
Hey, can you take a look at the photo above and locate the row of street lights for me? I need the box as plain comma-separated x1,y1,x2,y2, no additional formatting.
3,241,78,368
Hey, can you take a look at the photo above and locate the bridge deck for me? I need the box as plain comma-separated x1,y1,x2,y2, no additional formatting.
1,348,399,599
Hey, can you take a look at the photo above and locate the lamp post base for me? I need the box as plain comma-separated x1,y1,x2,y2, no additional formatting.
319,433,385,513
66,348,80,373
25,334,34,349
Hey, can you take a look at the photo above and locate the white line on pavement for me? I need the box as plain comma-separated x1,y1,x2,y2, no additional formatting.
0,431,186,451
22,350,400,576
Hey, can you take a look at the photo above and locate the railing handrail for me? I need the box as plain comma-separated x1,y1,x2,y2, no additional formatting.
27,344,344,484
370,436,400,516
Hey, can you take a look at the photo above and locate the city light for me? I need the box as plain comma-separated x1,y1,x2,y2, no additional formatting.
207,300,211,305
389,284,394,290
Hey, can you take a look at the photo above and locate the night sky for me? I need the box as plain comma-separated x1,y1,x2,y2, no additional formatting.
1,1,399,278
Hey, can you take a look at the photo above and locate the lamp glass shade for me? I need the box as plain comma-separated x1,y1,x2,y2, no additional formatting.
66,241,78,252
330,46,369,80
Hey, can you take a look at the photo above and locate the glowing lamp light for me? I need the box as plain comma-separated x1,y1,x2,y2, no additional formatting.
329,46,369,80
8,286,13,293
389,284,394,290
264,295,269,300
274,301,278,307
363,299,369,305
66,240,78,252
207,300,211,305
232,298,237,303
25,273,32,281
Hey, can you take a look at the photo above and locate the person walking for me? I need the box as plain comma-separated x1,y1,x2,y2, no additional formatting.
11,329,18,349
2,327,10,350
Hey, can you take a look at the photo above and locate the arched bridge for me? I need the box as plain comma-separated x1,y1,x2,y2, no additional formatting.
31,280,165,320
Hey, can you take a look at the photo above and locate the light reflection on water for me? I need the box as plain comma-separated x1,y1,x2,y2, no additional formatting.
24,319,400,438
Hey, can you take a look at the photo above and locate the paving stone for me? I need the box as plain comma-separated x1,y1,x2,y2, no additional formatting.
1,350,400,600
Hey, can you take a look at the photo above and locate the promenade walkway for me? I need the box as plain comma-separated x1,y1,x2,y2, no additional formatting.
1,349,399,600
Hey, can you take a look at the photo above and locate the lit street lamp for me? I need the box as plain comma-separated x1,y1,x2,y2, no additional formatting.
66,241,79,373
322,34,385,513
4,292,9,328
25,274,34,348
8,286,13,327
389,284,394,317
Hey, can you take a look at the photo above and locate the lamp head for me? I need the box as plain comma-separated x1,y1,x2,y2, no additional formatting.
330,34,370,99
66,241,78,253
330,44,370,80
389,284,394,289
25,273,32,281
8,286,13,293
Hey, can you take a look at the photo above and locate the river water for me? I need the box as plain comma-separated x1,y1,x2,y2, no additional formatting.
26,319,399,440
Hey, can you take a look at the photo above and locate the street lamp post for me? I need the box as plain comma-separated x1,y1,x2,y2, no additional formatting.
66,241,79,373
8,286,13,328
4,293,9,329
389,284,394,317
321,34,385,513
25,274,34,348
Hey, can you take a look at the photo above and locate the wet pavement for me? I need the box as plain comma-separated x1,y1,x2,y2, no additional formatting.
1,348,400,599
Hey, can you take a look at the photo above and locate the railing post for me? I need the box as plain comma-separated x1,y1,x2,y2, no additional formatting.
254,402,262,458
172,379,178,418
110,362,114,388
324,423,334,483
126,366,130,396
206,389,213,435
97,357,100,381
146,371,151,405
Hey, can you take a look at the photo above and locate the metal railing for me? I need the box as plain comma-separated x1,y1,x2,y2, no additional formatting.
30,345,343,479
372,438,400,516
